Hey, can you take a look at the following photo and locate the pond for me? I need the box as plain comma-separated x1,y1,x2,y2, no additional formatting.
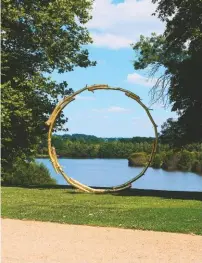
36,158,202,192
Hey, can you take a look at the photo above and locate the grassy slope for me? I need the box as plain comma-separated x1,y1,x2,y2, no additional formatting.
2,187,202,235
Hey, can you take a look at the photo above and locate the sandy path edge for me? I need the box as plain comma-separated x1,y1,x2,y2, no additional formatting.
2,218,202,263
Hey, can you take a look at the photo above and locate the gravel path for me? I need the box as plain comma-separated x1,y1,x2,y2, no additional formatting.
2,218,202,263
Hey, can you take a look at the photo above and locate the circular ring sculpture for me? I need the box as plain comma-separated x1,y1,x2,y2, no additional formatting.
46,84,158,193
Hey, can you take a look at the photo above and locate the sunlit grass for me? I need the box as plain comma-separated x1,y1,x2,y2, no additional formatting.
2,187,202,235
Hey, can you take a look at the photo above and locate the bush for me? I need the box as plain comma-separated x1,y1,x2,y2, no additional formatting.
191,160,202,174
177,150,194,171
128,150,202,173
161,151,179,170
2,159,56,186
128,152,148,167
151,154,162,168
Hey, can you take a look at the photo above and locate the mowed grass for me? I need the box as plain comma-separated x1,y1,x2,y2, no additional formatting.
2,187,202,235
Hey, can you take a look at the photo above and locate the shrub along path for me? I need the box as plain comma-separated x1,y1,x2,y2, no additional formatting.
2,187,202,235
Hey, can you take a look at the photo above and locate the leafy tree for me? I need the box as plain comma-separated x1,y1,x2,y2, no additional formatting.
160,118,185,147
128,152,148,167
132,0,202,146
1,0,95,171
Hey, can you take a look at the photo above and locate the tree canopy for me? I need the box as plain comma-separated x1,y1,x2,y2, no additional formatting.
132,0,202,146
1,0,95,170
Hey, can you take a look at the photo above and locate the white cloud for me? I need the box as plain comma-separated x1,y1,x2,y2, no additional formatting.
92,33,132,49
76,95,95,101
87,0,164,49
127,72,157,87
92,105,130,113
87,115,109,120
108,106,130,112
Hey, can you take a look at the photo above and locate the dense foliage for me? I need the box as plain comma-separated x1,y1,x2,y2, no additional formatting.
38,134,169,158
129,150,202,174
132,0,202,146
1,0,95,181
128,152,148,167
2,159,56,186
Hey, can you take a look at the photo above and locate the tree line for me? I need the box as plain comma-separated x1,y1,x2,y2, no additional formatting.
129,151,202,174
37,134,168,158
37,134,202,174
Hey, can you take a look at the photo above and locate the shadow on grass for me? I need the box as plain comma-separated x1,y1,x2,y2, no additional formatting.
113,188,202,201
2,184,202,201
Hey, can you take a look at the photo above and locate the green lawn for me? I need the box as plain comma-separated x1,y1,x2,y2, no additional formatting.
2,187,202,235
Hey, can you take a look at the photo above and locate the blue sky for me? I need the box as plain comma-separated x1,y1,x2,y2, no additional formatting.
51,0,177,138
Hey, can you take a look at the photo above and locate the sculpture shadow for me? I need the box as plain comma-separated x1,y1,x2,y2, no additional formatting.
112,188,202,201
3,184,202,201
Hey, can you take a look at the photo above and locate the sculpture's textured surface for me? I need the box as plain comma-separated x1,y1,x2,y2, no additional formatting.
46,84,158,193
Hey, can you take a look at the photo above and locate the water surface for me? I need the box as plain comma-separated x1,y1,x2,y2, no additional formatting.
36,158,202,192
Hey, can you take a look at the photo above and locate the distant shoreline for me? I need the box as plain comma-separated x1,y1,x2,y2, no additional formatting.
35,155,126,159
35,157,202,175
